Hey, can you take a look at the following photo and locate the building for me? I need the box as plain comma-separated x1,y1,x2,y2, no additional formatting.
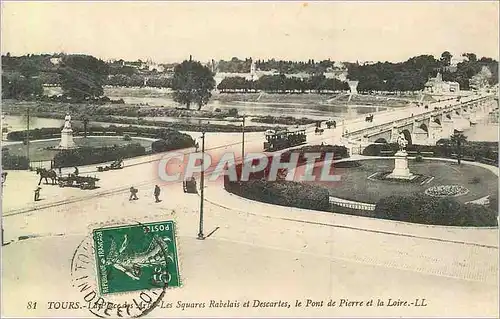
424,72,460,93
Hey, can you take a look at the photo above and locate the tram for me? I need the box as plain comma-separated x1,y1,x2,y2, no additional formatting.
263,128,307,152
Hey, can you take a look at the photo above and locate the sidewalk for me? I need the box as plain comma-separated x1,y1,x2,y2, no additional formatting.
203,173,498,249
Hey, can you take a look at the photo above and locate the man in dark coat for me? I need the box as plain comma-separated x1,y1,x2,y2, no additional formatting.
154,185,161,203
129,187,138,201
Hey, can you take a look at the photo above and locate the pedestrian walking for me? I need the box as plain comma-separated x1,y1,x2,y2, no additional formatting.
73,166,79,176
154,185,161,203
58,167,62,176
129,186,138,201
195,142,200,152
1,172,7,186
34,187,41,201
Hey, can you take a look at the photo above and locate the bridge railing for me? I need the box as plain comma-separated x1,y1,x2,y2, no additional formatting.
345,95,491,139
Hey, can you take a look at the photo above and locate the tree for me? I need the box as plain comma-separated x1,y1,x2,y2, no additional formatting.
462,53,477,63
82,115,89,138
2,73,43,100
171,58,215,110
440,51,453,67
59,55,109,101
19,60,40,78
450,131,467,165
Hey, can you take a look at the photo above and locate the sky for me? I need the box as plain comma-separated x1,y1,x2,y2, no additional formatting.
1,1,499,63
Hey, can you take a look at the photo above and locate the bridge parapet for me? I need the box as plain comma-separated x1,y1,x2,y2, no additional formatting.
345,95,493,140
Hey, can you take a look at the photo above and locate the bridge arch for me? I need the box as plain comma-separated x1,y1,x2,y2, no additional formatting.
446,114,452,120
419,123,428,133
433,118,441,125
400,129,412,145
374,138,388,144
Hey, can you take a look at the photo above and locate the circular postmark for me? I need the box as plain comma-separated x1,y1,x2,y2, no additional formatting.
70,220,178,318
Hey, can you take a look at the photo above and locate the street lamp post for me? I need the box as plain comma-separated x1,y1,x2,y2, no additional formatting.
197,130,206,240
241,115,246,161
26,107,30,169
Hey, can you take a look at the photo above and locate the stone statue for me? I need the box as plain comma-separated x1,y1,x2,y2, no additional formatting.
63,114,72,130
397,133,408,151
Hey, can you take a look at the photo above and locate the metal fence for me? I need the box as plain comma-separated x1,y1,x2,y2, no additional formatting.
329,197,375,211
29,160,53,170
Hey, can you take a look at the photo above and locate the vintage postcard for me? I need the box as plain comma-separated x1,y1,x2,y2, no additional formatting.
1,1,499,318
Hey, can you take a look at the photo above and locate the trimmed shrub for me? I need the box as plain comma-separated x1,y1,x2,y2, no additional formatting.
53,143,146,168
227,108,239,117
226,179,330,212
415,155,424,162
7,127,62,141
2,148,30,170
361,142,498,165
151,130,195,153
374,195,498,227
123,134,132,141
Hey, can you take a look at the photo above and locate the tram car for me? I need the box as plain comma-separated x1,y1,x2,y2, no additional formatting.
263,128,307,152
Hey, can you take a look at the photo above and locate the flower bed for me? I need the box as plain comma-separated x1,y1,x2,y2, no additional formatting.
424,185,470,197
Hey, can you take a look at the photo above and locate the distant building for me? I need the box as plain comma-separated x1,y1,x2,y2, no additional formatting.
50,57,61,65
469,66,492,91
213,58,348,86
424,72,460,93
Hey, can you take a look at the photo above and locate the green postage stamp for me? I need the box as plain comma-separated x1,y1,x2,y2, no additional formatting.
92,221,180,295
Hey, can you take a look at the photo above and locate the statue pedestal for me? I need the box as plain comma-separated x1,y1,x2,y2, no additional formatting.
58,128,75,149
387,150,415,180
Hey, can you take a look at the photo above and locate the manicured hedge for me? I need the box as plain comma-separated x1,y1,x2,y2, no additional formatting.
7,125,196,143
53,143,146,168
362,142,498,165
226,179,330,211
151,130,195,153
7,127,62,141
374,195,498,227
1,148,29,170
251,115,317,125
280,144,350,164
151,129,196,153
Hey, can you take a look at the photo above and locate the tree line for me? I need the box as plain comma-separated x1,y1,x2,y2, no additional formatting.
216,57,338,74
217,74,349,93
346,52,498,92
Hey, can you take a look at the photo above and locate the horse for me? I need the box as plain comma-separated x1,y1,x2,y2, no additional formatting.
365,114,374,122
315,127,324,135
36,168,58,185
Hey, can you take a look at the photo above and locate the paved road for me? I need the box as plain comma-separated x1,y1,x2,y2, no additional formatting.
2,173,498,317
1,92,498,317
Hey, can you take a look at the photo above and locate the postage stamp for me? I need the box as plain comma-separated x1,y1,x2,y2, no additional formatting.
70,220,180,318
93,221,180,295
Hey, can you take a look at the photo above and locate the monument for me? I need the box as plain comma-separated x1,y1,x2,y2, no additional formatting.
347,80,359,95
58,113,76,149
386,133,415,180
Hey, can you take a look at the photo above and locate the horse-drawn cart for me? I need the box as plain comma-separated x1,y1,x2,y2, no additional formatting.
58,175,100,189
97,159,124,172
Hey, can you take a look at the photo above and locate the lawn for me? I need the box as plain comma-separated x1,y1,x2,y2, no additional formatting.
3,136,153,162
308,159,498,204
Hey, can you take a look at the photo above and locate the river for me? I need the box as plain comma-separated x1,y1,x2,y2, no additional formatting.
45,86,385,121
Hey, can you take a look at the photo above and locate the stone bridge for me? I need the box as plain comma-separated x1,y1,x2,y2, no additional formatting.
345,94,498,145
